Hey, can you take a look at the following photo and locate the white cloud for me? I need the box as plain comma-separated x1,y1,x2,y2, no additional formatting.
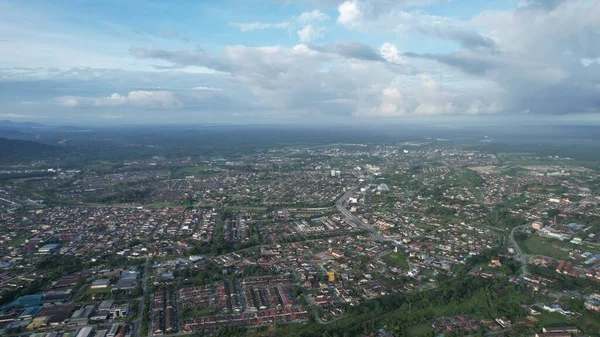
192,86,222,91
230,22,290,32
337,0,444,29
379,42,404,64
299,9,330,22
56,90,180,109
0,113,48,119
6,0,599,122
297,25,325,42
56,96,81,108
355,74,499,117
126,44,501,118
338,1,362,27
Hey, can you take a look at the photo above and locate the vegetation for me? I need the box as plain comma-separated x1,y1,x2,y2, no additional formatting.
485,210,527,230
382,251,409,269
528,265,600,292
182,307,217,320
278,277,529,337
0,255,87,307
0,137,62,163
516,235,571,260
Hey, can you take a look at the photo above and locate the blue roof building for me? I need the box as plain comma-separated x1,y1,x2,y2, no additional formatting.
0,294,43,311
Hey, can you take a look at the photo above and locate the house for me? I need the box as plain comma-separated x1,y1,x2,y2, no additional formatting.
91,279,111,289
541,326,578,334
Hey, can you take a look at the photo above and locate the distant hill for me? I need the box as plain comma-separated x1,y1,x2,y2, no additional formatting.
0,137,62,162
0,128,29,139
0,120,46,128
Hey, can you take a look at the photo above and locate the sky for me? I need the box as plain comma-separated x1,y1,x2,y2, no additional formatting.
1,0,599,125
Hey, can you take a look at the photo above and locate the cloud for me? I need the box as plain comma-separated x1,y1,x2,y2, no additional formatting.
307,42,384,61
125,43,499,119
297,25,324,42
379,42,404,64
337,0,362,27
337,0,444,28
414,24,496,50
192,86,222,91
354,74,500,117
233,10,329,41
56,90,180,109
6,0,600,122
299,9,330,22
230,21,290,32
129,47,228,71
0,113,48,119
376,0,600,116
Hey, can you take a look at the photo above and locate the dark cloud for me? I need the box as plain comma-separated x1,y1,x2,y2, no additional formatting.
129,47,229,71
415,25,496,50
307,42,384,61
404,51,498,75
518,0,567,11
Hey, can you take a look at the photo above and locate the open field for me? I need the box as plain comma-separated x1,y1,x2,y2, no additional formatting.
382,251,409,268
519,236,572,260
407,323,434,336
7,237,26,247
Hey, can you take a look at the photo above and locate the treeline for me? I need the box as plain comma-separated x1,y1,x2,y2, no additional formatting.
282,276,528,337
485,210,527,229
93,188,151,204
0,255,86,307
0,171,55,181
528,265,600,291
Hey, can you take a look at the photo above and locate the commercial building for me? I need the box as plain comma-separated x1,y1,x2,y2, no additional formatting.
38,244,60,255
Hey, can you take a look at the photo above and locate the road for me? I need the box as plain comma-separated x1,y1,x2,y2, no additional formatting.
0,196,17,205
335,189,384,241
509,225,529,277
134,256,151,337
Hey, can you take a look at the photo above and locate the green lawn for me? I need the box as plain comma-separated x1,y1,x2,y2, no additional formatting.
537,312,570,327
382,252,409,268
7,237,26,247
407,323,433,336
520,236,572,260
182,308,217,320
413,221,438,232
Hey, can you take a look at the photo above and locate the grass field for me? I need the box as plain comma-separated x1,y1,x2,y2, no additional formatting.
182,308,217,320
520,236,572,260
407,323,434,336
537,312,570,327
7,237,26,247
382,251,409,268
413,221,438,232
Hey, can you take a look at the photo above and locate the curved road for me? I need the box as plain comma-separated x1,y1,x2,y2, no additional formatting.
509,225,529,277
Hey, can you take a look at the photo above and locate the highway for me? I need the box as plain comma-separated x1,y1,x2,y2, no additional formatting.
134,256,151,337
0,196,18,205
335,189,384,241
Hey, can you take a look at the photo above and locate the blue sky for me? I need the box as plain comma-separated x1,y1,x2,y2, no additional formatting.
1,0,599,124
